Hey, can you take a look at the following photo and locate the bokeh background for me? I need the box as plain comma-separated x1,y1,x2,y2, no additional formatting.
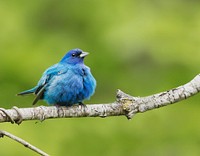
1,0,200,155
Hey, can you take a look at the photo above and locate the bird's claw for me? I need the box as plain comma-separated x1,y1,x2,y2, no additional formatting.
78,102,87,108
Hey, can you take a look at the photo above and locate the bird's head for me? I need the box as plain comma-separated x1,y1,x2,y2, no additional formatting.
60,48,89,65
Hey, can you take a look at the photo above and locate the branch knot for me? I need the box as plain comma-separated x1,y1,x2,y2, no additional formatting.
116,89,138,119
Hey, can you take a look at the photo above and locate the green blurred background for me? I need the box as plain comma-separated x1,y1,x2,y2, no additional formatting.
1,0,200,155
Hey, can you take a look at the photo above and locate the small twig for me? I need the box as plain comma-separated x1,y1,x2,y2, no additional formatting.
0,130,49,156
0,108,15,124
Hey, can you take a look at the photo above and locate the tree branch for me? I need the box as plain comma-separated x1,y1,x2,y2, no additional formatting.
0,130,49,156
0,74,200,124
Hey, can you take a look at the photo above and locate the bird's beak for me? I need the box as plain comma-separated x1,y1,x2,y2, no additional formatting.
80,51,89,58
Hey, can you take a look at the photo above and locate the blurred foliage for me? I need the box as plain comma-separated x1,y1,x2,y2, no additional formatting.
1,0,200,155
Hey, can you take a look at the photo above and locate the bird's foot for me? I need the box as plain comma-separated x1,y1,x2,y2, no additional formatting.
78,102,87,108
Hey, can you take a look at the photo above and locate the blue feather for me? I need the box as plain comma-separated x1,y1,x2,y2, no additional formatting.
18,48,96,106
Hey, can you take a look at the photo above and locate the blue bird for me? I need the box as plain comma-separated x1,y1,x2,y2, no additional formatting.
18,48,96,106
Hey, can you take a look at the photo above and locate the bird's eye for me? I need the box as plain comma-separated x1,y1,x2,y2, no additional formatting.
72,53,76,57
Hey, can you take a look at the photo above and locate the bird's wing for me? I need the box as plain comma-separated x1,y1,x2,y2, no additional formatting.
32,83,47,105
33,63,68,105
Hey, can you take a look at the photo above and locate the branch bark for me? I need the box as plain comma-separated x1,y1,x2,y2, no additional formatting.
0,74,200,124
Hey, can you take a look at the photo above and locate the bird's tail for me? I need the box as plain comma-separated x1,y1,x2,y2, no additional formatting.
17,87,37,96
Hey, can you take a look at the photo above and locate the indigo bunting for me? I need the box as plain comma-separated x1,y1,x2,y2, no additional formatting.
18,48,96,106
